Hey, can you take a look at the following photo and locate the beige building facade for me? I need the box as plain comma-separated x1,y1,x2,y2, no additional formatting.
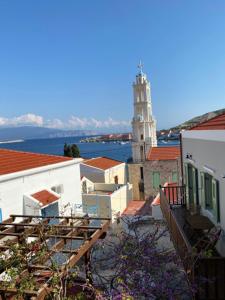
81,180,132,222
127,163,144,200
80,157,126,184
143,147,181,200
143,158,181,200
128,146,181,201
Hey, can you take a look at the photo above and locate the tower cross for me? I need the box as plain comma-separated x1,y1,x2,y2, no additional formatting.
138,60,144,73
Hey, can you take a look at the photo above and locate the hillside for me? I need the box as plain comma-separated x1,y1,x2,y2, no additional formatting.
171,108,225,131
0,126,99,141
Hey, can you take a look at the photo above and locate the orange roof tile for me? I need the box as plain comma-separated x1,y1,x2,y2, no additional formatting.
190,112,225,130
122,200,146,216
147,147,180,161
82,157,123,170
32,190,59,206
0,149,73,176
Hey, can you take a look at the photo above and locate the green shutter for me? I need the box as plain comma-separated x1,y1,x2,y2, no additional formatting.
184,163,189,208
153,172,160,189
172,172,178,183
200,172,205,208
192,167,197,205
212,178,220,222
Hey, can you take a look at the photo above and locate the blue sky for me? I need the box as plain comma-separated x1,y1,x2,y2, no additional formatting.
1,0,225,130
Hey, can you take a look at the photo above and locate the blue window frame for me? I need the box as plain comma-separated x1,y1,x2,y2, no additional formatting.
0,208,2,222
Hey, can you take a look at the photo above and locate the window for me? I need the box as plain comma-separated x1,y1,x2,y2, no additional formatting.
51,184,64,194
172,172,178,183
114,176,118,184
205,173,213,209
140,167,144,180
184,163,199,206
0,208,2,223
202,172,220,222
140,145,144,161
152,172,160,189
140,134,144,140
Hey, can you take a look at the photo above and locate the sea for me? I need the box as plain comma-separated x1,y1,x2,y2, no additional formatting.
0,136,179,162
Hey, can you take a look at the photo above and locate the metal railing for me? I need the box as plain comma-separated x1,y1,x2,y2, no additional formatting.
160,185,186,206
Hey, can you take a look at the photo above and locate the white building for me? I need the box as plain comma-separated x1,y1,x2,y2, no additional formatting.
131,63,157,163
0,149,82,220
81,177,132,222
181,112,225,255
80,157,127,184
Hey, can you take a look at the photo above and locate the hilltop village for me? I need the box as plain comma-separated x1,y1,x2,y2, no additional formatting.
1,66,225,299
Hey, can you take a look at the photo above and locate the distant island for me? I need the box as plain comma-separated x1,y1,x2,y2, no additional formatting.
80,133,132,143
0,126,102,142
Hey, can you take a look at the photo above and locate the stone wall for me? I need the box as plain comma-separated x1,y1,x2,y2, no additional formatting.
143,158,181,200
127,163,144,200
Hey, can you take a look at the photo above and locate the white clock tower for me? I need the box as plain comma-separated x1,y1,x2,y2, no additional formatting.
131,62,157,162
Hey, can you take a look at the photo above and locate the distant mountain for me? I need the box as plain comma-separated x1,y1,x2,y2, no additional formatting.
0,126,100,141
171,108,225,131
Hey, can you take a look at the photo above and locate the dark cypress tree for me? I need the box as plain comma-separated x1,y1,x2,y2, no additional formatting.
71,144,80,158
64,143,73,157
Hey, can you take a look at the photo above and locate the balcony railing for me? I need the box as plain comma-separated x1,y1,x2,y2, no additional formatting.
160,185,225,300
160,185,192,268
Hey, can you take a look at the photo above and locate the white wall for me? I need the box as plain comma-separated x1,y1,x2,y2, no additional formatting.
80,163,126,184
182,130,225,254
23,195,41,215
104,164,126,184
82,194,111,218
82,183,133,221
110,184,132,221
94,183,121,191
80,164,105,183
0,160,82,220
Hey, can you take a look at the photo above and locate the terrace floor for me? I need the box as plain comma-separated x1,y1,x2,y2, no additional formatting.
170,205,220,255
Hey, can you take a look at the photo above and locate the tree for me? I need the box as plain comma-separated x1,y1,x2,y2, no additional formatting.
71,144,80,158
64,143,80,158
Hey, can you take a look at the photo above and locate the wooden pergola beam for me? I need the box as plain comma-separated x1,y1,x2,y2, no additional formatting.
10,214,111,221
0,215,111,299
0,232,85,240
62,219,110,270
0,223,102,230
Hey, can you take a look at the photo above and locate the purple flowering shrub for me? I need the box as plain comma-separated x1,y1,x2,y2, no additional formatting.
89,217,192,299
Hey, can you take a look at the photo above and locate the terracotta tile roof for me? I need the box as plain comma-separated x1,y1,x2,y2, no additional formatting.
82,157,124,170
0,149,72,176
122,200,146,216
31,190,59,206
147,147,180,161
190,112,225,130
